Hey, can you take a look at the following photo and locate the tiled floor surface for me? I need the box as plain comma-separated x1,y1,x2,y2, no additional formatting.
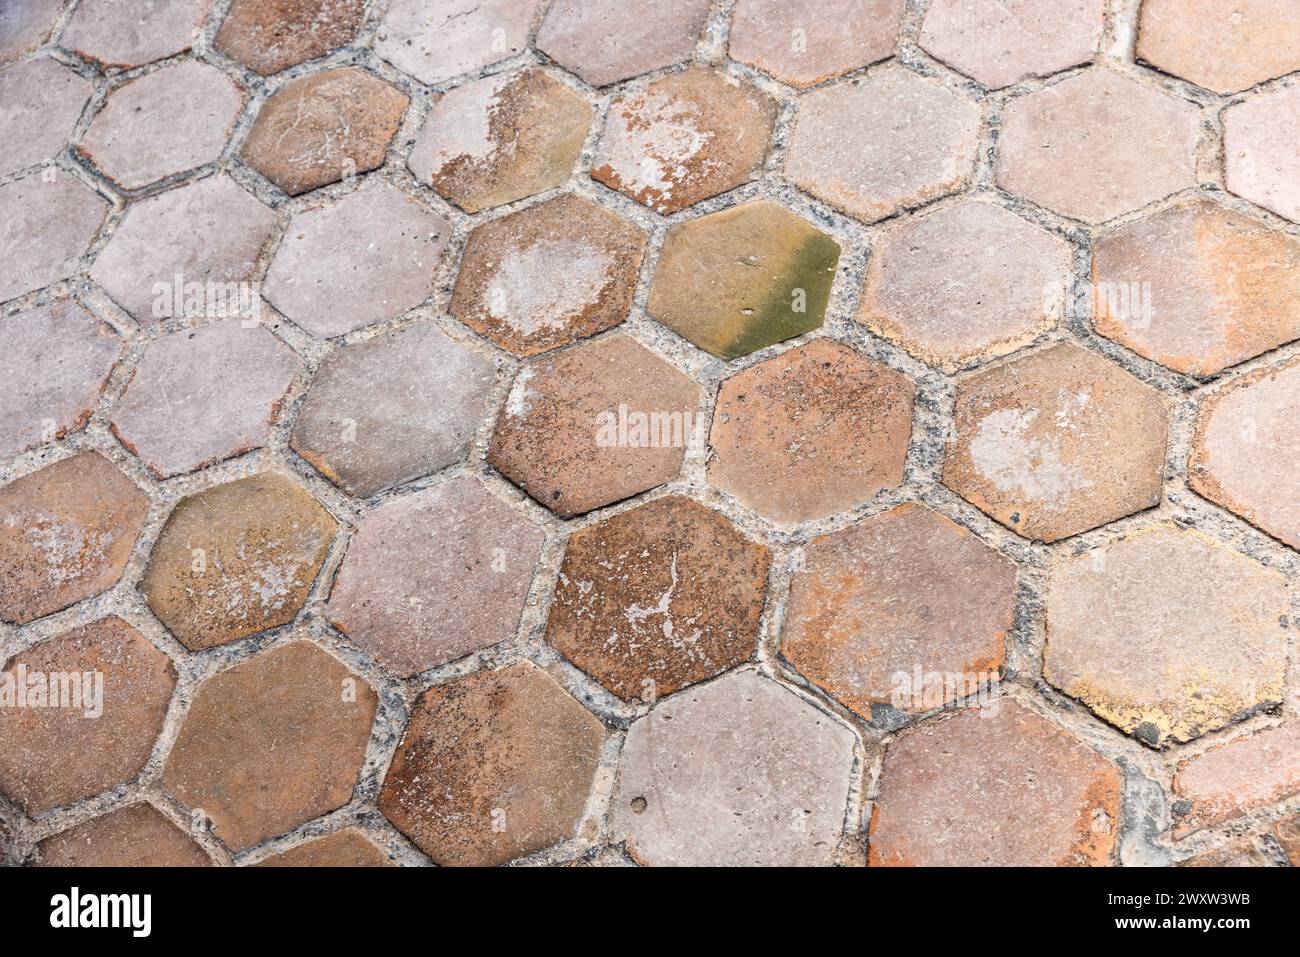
1,0,1298,866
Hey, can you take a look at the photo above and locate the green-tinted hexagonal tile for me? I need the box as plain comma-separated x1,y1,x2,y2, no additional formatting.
647,200,840,358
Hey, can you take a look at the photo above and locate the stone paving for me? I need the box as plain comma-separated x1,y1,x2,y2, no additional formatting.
0,0,1298,868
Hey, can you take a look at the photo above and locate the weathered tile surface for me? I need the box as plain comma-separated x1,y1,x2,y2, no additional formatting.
612,670,855,866
1137,0,1300,95
488,334,703,517
216,0,365,76
1223,83,1300,224
1046,525,1288,746
142,474,336,650
870,699,1121,865
0,0,63,63
708,339,914,523
379,662,606,866
291,323,495,497
647,201,840,358
0,453,148,625
451,193,646,356
256,829,392,867
1173,723,1300,835
546,496,769,701
943,343,1168,542
537,0,710,88
376,0,541,86
59,0,211,69
162,641,376,851
728,0,903,89
35,804,211,867
0,172,108,304
327,477,543,676
0,57,92,178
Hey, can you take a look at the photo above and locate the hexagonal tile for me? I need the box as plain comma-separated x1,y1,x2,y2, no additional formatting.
1190,357,1300,549
161,641,377,851
786,68,980,223
943,343,1168,542
240,67,408,196
859,200,1070,370
591,66,777,214
450,193,646,356
537,0,710,88
488,334,703,517
728,0,903,89
1224,82,1300,224
0,0,63,63
1173,723,1300,835
142,473,337,650
409,68,592,214
0,57,92,178
379,662,606,866
869,699,1121,865
89,175,276,322
0,172,108,304
1137,0,1300,95
0,300,120,457
1046,524,1288,746
264,183,451,338
291,323,495,497
216,0,365,76
77,60,243,192
1092,198,1300,377
110,324,301,479
646,201,840,358
0,453,148,625
375,0,541,86
708,339,915,524
0,617,176,814
782,504,1016,720
546,496,769,701
327,477,544,676
612,670,855,866
919,0,1106,89
996,69,1200,224
59,0,211,70
35,804,211,867
256,829,393,867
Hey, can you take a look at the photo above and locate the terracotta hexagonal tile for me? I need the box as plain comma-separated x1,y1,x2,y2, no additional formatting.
590,66,777,214
216,0,365,76
869,699,1121,865
996,69,1200,224
264,183,451,338
110,324,302,479
537,0,710,88
708,340,915,524
546,496,769,702
161,641,377,851
0,617,176,814
942,343,1168,542
0,172,108,304
1223,83,1300,224
1093,199,1300,377
728,0,903,89
1046,524,1287,747
782,504,1015,720
327,477,544,676
612,670,855,866
376,0,542,86
1137,0,1300,95
59,0,211,70
1180,835,1278,867
0,300,120,457
379,662,606,866
291,323,495,497
89,175,276,322
256,829,393,867
0,453,148,625
451,193,646,356
786,68,980,224
646,201,840,358
240,68,408,197
488,334,703,517
77,61,243,192
142,473,337,650
0,57,92,178
409,68,592,214
35,804,211,867
1172,723,1300,836
859,200,1070,371
0,0,63,63
919,0,1106,89
1190,357,1300,549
